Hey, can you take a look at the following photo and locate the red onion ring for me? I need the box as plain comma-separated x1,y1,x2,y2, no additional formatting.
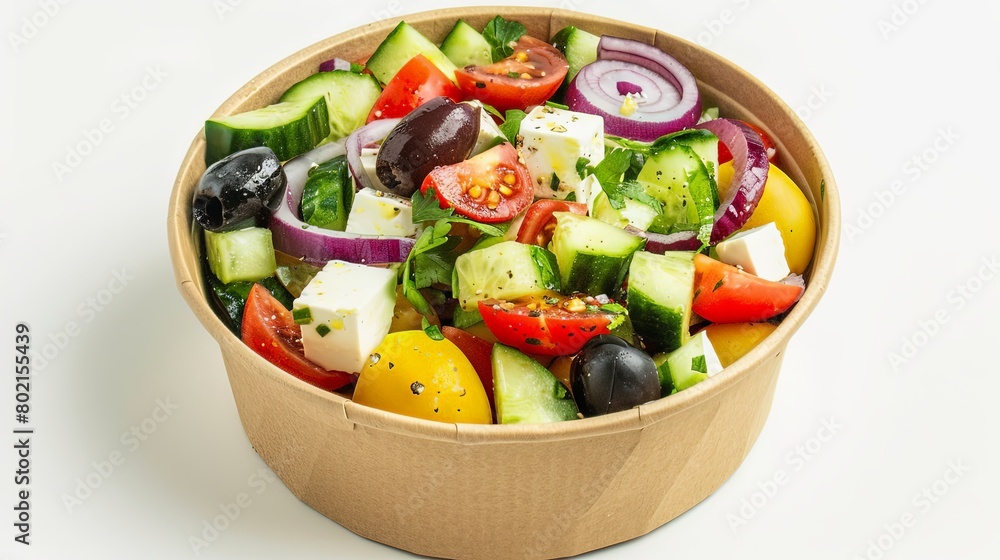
269,139,415,266
566,36,701,141
345,118,400,191
318,58,353,72
633,118,770,252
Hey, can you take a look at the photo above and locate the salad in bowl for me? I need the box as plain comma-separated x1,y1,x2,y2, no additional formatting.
189,15,817,426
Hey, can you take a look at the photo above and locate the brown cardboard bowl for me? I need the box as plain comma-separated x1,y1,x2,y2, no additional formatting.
168,7,839,559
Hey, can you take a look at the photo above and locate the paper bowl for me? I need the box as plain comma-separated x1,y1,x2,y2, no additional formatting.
168,7,839,559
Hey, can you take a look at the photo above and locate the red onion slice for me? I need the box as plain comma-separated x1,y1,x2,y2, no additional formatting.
566,36,701,141
318,58,353,72
634,118,769,252
270,140,415,266
345,118,400,191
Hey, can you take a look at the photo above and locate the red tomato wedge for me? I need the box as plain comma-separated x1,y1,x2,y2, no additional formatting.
718,120,776,163
692,254,802,323
478,293,623,356
421,142,533,222
455,35,569,113
366,54,464,124
515,199,588,246
241,284,355,391
441,326,496,419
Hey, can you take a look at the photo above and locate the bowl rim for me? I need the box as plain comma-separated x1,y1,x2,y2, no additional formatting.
167,5,840,443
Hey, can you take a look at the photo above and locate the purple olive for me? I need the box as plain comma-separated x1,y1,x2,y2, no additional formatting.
375,97,480,197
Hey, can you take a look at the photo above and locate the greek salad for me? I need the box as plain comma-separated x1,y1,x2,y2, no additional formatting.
192,16,817,425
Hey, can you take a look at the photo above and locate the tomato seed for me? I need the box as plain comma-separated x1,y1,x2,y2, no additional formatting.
468,184,483,199
498,185,513,197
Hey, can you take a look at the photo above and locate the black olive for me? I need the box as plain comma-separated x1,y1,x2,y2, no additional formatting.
570,335,660,417
375,97,480,197
192,146,286,232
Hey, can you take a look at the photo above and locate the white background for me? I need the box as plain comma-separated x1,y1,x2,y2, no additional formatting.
2,0,998,558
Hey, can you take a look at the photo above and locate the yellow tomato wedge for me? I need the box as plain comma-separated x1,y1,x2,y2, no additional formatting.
353,331,492,424
717,162,816,275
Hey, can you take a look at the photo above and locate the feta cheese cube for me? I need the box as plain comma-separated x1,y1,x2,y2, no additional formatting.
465,100,505,156
345,187,420,238
519,105,604,199
293,261,396,373
697,331,725,378
359,147,383,190
715,222,790,281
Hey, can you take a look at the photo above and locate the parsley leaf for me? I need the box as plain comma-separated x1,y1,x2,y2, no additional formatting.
499,109,527,145
411,187,455,223
691,355,707,374
482,16,527,62
599,303,627,314
575,157,590,180
414,236,461,289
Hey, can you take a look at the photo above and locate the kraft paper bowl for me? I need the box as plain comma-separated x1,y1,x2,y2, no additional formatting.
168,7,839,559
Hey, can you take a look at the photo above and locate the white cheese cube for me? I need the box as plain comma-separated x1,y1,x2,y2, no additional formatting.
358,147,383,191
465,100,505,156
293,261,396,373
697,330,725,378
345,187,420,238
715,222,790,281
519,105,604,199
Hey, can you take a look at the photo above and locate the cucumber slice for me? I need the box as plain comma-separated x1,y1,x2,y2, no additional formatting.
453,241,560,311
652,330,724,395
300,155,351,231
440,19,492,68
627,251,696,353
589,189,660,231
638,142,715,240
491,344,579,424
206,273,292,336
279,70,382,141
549,212,645,298
551,26,600,82
204,96,329,165
366,21,459,84
204,227,277,284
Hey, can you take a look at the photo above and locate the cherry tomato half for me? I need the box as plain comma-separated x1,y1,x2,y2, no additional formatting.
478,292,623,356
441,326,496,420
691,254,803,323
718,120,776,164
515,199,588,246
241,283,355,392
455,35,569,113
421,142,533,223
366,54,464,124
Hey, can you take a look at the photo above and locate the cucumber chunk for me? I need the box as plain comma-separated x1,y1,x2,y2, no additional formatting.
652,330,724,395
204,97,329,165
492,344,579,424
638,141,715,239
589,189,660,231
366,21,459,84
204,227,277,284
300,155,351,231
627,251,696,354
279,70,382,141
453,241,560,311
440,19,492,68
549,212,645,298
551,26,600,82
